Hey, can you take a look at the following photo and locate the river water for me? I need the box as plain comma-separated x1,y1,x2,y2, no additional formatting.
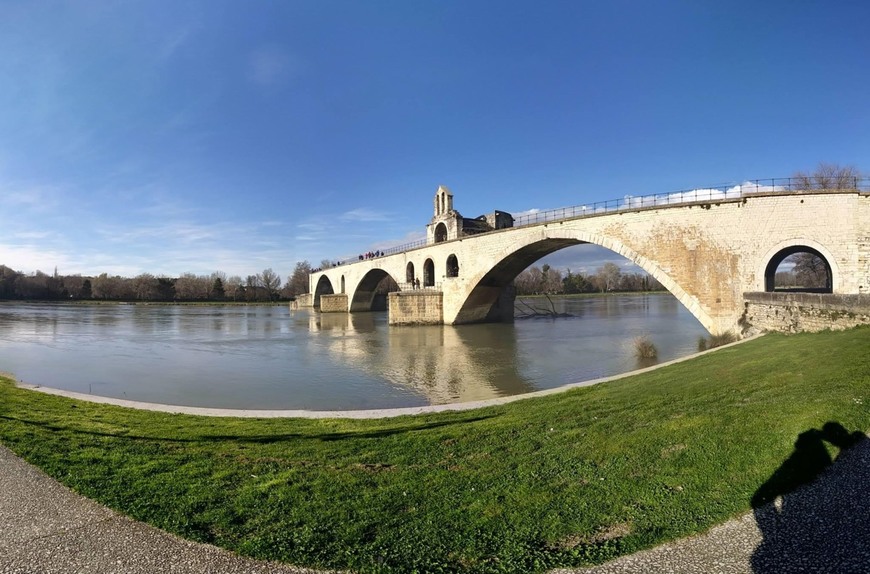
0,294,707,410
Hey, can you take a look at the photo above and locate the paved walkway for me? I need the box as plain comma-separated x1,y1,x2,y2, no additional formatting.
2,437,868,573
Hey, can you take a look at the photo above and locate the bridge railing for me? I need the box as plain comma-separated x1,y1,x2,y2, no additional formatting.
321,177,870,265
395,281,442,292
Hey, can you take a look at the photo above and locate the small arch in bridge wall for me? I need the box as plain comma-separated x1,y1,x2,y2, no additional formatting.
340,275,346,294
434,223,448,243
313,275,335,309
406,262,415,285
424,259,435,287
446,254,459,278
757,239,840,293
762,243,834,293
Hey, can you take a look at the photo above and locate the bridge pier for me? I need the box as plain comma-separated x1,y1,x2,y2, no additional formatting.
388,290,443,325
320,293,349,313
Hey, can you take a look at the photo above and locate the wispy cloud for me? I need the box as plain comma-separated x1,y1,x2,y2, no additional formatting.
339,208,391,222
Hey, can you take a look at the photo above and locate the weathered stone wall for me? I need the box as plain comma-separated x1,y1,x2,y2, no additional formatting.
388,291,443,325
744,292,870,333
320,293,348,313
289,293,313,309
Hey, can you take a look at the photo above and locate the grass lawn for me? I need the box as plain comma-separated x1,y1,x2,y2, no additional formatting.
1,328,868,573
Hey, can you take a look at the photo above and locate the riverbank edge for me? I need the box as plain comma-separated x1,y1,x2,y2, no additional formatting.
13,334,762,420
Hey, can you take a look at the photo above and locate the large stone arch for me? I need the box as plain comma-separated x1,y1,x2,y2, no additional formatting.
453,229,713,332
757,239,840,293
313,275,335,310
349,268,399,312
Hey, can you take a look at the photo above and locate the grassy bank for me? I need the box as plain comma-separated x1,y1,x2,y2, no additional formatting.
1,328,868,573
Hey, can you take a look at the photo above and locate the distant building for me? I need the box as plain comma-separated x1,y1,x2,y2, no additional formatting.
426,185,514,244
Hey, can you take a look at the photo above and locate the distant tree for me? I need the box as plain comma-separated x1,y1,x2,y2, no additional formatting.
225,275,243,301
320,259,334,270
774,270,797,289
258,268,281,301
790,253,829,289
211,277,225,300
287,261,312,296
132,273,158,300
514,266,542,295
81,278,92,299
175,273,210,300
0,265,19,299
593,262,622,292
245,275,261,301
793,162,862,190
92,273,122,300
562,269,593,294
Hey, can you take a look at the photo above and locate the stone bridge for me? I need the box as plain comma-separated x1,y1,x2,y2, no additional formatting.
309,185,870,335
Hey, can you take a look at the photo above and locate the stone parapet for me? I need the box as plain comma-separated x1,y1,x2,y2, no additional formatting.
743,292,870,333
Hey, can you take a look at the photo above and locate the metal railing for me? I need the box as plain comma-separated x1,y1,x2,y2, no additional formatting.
395,281,442,292
319,177,870,266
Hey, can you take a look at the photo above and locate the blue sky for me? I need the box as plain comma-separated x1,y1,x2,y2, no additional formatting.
1,1,868,280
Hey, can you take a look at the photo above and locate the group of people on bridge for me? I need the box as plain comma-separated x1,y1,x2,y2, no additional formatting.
359,250,384,261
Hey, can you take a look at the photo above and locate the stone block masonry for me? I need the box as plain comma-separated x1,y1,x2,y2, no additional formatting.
320,293,348,313
744,292,870,333
389,291,443,325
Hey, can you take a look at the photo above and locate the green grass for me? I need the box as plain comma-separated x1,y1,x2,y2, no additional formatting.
1,328,869,573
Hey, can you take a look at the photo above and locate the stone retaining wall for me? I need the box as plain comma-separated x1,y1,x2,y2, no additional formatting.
743,292,870,333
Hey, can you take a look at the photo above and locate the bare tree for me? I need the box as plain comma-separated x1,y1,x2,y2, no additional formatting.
225,275,243,301
287,261,312,296
594,262,622,292
790,253,829,289
175,273,210,300
258,268,281,301
132,273,158,300
793,162,861,190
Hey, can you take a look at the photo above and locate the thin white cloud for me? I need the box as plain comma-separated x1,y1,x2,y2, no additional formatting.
339,208,391,222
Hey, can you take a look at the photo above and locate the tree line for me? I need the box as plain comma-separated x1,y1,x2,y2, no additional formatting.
0,266,309,302
514,262,665,296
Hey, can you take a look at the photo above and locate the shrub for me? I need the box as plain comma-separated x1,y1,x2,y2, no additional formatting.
633,335,658,359
698,330,739,351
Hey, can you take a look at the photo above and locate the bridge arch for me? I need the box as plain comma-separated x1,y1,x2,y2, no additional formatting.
406,262,415,284
313,275,335,309
349,268,400,312
454,229,711,331
759,239,838,293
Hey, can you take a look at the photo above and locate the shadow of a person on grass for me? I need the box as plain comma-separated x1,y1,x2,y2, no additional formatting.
751,422,869,573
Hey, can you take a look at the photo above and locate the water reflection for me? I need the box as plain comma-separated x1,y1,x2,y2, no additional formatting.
0,295,708,410
311,312,535,404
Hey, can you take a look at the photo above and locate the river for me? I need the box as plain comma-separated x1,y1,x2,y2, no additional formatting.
0,294,707,410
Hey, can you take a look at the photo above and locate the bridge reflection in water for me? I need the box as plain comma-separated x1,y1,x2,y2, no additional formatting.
310,311,535,405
